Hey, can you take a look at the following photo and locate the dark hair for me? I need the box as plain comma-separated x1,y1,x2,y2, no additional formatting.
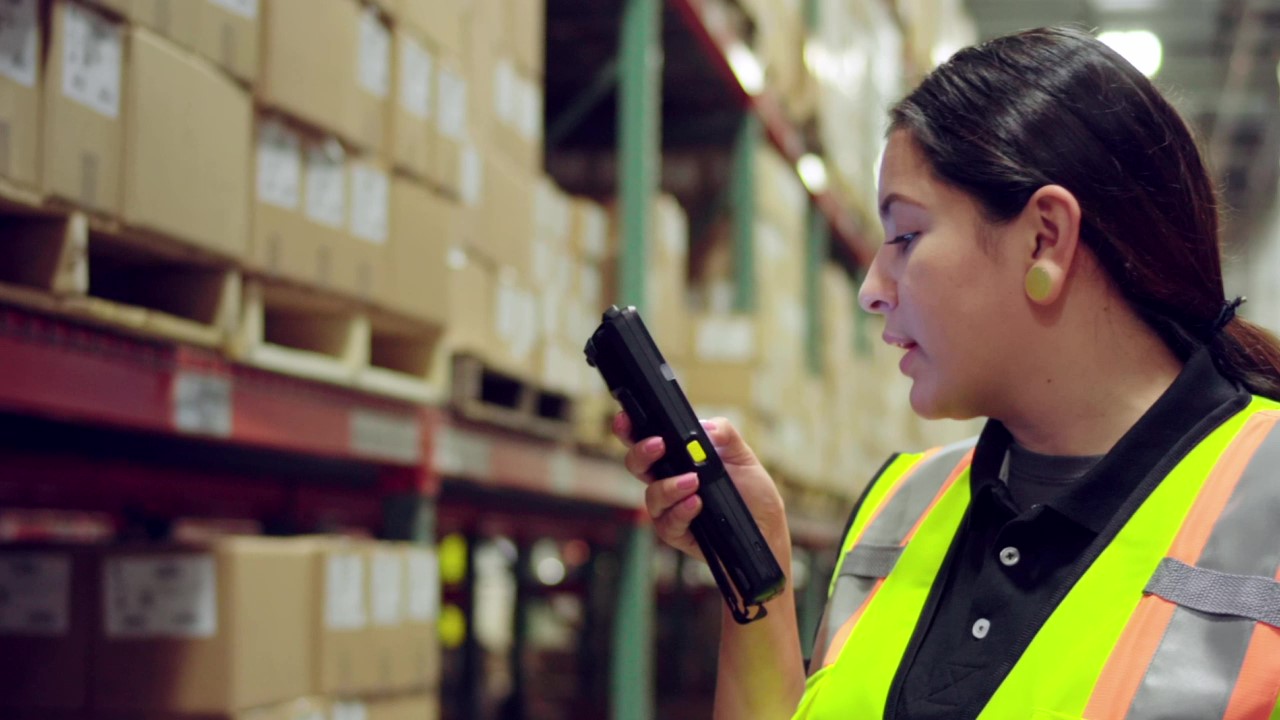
889,26,1280,399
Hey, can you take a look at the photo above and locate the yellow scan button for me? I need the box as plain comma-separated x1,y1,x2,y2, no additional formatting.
686,439,708,465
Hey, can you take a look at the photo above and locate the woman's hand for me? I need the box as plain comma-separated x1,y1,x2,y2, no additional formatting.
613,412,789,563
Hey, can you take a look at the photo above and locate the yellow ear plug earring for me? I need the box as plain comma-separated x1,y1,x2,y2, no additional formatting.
1025,265,1053,302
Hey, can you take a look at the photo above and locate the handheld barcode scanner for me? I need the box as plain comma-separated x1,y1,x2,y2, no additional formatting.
584,305,786,624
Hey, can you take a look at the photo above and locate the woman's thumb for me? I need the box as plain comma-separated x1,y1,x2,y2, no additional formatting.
702,416,758,466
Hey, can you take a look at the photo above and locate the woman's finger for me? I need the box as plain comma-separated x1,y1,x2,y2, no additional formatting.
611,411,635,447
654,493,703,544
645,473,699,520
624,436,665,481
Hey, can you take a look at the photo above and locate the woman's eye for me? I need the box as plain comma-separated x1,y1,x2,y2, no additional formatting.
888,232,919,247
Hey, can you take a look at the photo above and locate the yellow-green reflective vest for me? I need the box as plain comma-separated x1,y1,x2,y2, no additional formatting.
795,397,1280,720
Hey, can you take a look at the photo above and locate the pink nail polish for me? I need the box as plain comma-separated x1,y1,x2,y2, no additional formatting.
644,438,663,454
676,475,697,491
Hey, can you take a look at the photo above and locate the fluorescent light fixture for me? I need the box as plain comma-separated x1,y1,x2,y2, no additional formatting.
1098,29,1163,78
797,154,829,194
1092,0,1163,10
726,42,765,96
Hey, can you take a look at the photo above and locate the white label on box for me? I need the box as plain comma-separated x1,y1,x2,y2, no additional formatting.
173,372,233,437
493,60,517,127
349,162,389,244
370,549,403,626
350,409,421,463
0,554,70,636
325,553,367,630
104,555,218,638
460,143,483,208
696,316,756,362
61,3,122,118
331,701,369,720
256,119,303,210
0,0,38,88
357,8,391,99
399,36,433,120
405,548,439,622
517,77,543,142
437,66,467,141
305,140,346,229
208,0,259,19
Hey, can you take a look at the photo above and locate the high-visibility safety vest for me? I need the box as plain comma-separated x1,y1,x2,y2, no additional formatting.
794,396,1280,720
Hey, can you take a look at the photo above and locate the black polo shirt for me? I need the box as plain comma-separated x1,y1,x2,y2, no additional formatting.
861,349,1250,719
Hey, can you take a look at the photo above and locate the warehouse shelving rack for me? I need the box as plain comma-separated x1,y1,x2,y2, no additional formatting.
0,0,866,717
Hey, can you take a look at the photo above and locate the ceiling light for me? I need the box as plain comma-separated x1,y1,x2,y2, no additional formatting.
1098,29,1163,78
726,42,765,96
797,154,829,194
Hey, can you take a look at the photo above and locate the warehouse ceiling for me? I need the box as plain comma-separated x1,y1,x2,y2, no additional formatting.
964,0,1280,238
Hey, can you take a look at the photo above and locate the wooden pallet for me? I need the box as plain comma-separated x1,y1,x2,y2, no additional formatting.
0,201,239,348
450,353,576,440
230,278,369,386
356,308,449,404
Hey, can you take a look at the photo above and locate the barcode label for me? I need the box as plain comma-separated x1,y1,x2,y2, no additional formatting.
104,555,218,638
357,8,390,99
0,0,38,88
399,36,433,120
348,162,389,244
207,0,258,20
304,140,346,229
0,554,70,636
61,3,122,118
256,119,302,210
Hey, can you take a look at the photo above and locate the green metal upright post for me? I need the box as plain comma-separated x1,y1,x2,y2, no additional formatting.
613,0,661,716
611,521,657,720
617,0,662,310
731,114,761,311
806,202,830,375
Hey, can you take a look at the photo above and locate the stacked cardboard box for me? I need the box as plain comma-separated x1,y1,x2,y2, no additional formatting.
0,537,442,718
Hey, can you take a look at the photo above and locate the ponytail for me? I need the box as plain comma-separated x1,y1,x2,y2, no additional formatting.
1215,317,1280,400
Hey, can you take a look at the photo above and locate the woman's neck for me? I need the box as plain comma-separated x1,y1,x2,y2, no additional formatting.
998,304,1185,457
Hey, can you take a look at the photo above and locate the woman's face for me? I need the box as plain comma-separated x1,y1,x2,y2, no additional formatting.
859,130,1026,420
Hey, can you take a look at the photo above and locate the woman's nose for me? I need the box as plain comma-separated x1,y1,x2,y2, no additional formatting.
858,253,896,315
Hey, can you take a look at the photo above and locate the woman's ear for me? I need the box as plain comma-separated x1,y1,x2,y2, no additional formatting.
1020,185,1082,305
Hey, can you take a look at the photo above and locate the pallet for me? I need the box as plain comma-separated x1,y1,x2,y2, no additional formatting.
450,353,575,440
0,203,240,348
231,278,450,403
356,308,449,404
230,278,369,386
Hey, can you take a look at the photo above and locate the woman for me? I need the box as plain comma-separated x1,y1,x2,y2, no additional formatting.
615,26,1280,719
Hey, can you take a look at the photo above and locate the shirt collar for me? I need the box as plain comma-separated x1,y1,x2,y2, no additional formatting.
969,348,1249,533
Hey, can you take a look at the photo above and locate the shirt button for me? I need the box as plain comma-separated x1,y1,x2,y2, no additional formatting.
999,546,1021,567
972,618,991,639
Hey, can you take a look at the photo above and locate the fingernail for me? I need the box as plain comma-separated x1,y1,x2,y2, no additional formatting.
676,475,697,491
644,438,663,454
681,495,700,512
701,419,717,432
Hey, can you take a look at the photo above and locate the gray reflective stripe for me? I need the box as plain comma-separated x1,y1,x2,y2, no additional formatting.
1146,558,1280,627
821,438,976,653
839,544,904,580
1126,411,1280,720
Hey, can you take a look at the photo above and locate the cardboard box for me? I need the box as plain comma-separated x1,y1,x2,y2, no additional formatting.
129,0,198,49
94,695,330,720
42,0,124,214
431,53,467,194
0,546,94,712
313,539,380,696
490,266,540,371
84,0,131,15
445,247,495,357
123,27,251,259
389,26,435,180
354,4,391,153
195,0,260,84
489,59,542,170
399,0,462,56
367,692,439,720
379,178,452,326
509,0,545,77
0,0,41,190
472,150,533,269
346,155,390,301
258,0,360,145
368,544,441,692
91,538,315,714
251,115,379,300
571,198,611,261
